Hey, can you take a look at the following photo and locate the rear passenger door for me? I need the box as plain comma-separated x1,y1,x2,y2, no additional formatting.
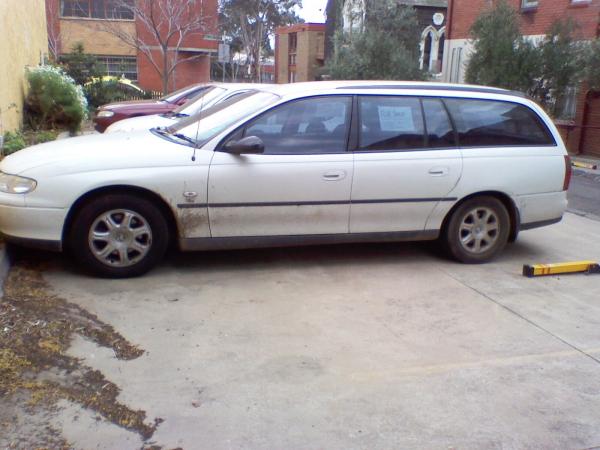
350,95,462,233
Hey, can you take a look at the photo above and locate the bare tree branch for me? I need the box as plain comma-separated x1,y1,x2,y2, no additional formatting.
97,0,213,94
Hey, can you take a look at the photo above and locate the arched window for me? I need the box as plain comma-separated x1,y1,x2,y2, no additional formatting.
420,26,437,71
436,28,445,74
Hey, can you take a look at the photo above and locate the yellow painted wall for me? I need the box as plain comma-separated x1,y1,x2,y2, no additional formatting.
60,19,136,56
0,0,48,133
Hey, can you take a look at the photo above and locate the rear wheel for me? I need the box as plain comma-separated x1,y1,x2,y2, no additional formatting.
443,196,510,263
68,194,169,277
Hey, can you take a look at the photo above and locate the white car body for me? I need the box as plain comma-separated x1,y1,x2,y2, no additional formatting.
105,83,263,133
0,81,569,276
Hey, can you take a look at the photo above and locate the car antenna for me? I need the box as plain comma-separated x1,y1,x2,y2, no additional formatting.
191,90,207,162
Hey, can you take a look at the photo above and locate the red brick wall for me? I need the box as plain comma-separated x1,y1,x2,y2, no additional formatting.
448,0,600,39
578,91,600,156
46,0,62,56
137,49,211,92
135,0,217,92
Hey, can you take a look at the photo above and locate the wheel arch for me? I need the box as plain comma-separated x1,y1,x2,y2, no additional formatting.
441,191,520,243
62,185,179,247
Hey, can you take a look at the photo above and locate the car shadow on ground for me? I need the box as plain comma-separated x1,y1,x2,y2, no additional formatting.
5,236,550,280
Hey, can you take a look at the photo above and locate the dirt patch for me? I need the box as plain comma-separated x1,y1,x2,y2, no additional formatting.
0,260,161,443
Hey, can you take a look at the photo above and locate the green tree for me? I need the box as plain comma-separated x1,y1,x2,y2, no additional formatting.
534,18,585,116
584,39,600,91
325,0,424,80
465,0,539,93
219,0,303,81
59,42,102,86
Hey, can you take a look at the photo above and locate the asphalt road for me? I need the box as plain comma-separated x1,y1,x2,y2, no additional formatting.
568,168,600,219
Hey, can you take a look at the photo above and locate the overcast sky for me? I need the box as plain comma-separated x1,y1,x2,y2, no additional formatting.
297,0,328,23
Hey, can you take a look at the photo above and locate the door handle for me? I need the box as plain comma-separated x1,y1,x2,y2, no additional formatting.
428,167,449,176
322,170,346,181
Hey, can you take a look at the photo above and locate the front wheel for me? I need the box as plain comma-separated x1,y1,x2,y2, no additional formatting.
68,194,169,278
443,196,510,264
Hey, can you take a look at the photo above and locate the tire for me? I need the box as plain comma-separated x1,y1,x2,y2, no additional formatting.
443,196,510,264
68,194,169,278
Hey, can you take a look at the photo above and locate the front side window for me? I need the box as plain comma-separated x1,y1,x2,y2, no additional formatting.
444,98,556,147
358,96,425,151
243,96,352,154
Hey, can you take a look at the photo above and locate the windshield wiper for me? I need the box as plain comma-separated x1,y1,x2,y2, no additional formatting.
163,112,189,118
172,133,197,146
153,127,197,145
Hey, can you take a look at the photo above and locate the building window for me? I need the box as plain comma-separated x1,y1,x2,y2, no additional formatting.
95,55,138,80
60,0,134,20
420,26,444,74
556,86,578,121
288,54,296,65
288,33,297,52
288,70,296,83
521,0,538,9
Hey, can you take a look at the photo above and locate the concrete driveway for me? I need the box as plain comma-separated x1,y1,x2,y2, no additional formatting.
4,212,600,449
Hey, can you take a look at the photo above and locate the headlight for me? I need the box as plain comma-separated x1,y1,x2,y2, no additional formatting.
0,172,37,194
97,110,115,118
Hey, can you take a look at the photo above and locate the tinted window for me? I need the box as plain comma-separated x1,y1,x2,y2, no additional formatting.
359,96,425,150
243,96,351,154
444,98,556,147
422,98,455,148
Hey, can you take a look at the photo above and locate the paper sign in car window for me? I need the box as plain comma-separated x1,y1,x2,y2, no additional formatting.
378,106,415,132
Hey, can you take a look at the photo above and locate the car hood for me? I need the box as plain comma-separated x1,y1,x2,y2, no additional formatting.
105,114,176,133
0,131,192,176
100,100,174,113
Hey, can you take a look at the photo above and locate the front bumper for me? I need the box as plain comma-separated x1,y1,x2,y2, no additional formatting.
0,203,66,251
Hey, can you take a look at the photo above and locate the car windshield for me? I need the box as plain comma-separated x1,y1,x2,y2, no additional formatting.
161,84,207,103
163,90,280,146
169,86,228,117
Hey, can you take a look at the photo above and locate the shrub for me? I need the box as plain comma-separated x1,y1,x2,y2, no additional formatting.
25,65,88,133
59,42,102,86
1,129,59,155
2,131,27,155
85,80,154,109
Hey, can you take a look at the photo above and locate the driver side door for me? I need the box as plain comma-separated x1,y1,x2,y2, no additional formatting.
208,95,354,238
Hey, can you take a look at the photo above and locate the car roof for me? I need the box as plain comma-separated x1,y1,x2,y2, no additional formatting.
244,80,526,99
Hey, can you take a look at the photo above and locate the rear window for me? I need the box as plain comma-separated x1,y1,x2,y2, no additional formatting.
444,98,556,147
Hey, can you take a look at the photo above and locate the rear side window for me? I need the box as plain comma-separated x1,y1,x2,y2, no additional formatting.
422,98,456,148
444,98,556,147
358,96,425,150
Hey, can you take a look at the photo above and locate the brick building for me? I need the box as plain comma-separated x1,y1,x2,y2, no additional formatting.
46,0,218,92
441,0,600,156
275,23,326,83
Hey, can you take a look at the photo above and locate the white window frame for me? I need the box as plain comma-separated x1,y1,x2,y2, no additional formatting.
521,0,539,9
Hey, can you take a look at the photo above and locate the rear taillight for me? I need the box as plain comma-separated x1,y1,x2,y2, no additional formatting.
563,155,572,191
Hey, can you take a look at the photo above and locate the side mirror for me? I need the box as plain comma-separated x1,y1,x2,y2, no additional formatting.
222,136,265,154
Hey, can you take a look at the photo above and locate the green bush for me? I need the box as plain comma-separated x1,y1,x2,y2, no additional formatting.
85,80,154,109
2,131,27,155
1,129,59,155
25,66,88,133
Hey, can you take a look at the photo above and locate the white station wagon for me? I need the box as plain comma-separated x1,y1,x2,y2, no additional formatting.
0,81,570,277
